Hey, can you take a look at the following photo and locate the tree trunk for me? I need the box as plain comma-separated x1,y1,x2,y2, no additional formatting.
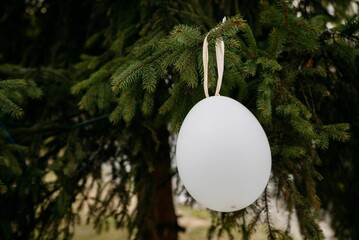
136,125,183,240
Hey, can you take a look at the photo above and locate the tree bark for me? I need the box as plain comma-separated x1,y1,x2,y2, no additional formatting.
136,125,182,240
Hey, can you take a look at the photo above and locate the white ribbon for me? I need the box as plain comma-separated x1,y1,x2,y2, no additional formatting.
203,17,226,98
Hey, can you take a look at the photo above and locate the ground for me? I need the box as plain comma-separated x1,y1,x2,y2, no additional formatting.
73,204,267,240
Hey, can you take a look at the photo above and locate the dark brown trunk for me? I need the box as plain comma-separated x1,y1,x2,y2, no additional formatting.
136,125,183,240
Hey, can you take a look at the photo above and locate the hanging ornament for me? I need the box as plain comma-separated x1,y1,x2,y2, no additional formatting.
176,18,272,212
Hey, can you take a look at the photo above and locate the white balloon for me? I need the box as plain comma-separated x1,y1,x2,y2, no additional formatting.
176,96,271,212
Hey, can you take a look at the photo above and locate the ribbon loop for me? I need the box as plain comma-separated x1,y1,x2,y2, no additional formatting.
203,17,226,98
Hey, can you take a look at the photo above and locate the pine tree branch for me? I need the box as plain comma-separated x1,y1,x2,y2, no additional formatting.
0,95,24,118
112,62,146,91
280,0,289,33
264,186,276,240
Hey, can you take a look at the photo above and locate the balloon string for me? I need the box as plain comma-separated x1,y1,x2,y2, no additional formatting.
203,17,226,98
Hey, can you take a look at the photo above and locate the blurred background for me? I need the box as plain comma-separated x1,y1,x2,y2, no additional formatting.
0,0,358,239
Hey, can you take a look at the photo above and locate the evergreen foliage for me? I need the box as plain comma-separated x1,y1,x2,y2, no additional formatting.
0,0,358,240
0,64,42,198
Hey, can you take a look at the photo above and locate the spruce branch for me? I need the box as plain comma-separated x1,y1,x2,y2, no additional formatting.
335,15,359,44
0,93,24,118
78,87,99,111
0,79,27,89
246,206,265,239
264,186,276,240
280,146,307,159
71,75,100,95
268,28,285,58
256,57,282,72
111,61,145,92
141,91,154,116
175,48,200,88
280,0,289,32
321,123,350,142
97,82,113,110
170,25,202,46
0,79,31,118
142,64,158,92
